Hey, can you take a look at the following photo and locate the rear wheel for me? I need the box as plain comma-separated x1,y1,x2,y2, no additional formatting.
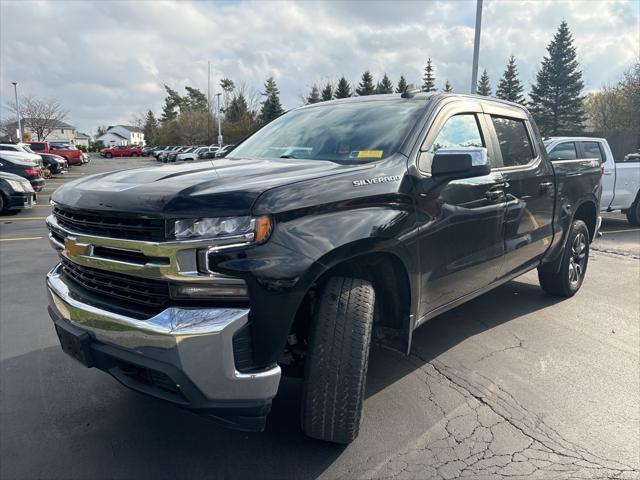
538,219,589,297
0,193,5,213
626,201,640,226
301,277,375,444
132,153,138,157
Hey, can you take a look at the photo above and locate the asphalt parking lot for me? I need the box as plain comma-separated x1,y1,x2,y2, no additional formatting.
1,157,638,480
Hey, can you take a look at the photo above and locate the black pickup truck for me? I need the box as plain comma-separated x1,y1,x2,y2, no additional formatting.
46,93,601,444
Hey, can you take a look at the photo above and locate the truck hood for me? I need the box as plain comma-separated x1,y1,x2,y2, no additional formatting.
51,157,373,217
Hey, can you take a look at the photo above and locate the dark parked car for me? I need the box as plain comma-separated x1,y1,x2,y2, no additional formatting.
41,153,68,175
0,152,45,192
0,171,36,213
215,144,236,157
141,146,156,156
46,93,601,444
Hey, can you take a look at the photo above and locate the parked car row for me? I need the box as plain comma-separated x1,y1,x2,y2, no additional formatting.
0,141,88,214
150,144,236,162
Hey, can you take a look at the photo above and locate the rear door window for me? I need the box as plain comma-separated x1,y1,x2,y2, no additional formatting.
548,142,577,161
579,141,604,162
491,116,535,167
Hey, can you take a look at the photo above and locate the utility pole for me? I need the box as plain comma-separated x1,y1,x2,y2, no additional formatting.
216,93,223,147
207,61,211,144
11,82,22,142
470,0,483,94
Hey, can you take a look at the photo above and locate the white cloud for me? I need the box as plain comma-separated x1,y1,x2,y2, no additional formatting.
0,0,637,133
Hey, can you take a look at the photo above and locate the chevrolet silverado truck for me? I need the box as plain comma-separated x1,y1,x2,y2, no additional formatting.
46,93,601,444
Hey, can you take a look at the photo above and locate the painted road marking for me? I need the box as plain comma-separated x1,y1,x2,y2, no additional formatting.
0,236,43,242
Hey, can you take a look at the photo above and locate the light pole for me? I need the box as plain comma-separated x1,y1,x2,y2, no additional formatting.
11,82,22,142
216,93,223,147
470,0,483,94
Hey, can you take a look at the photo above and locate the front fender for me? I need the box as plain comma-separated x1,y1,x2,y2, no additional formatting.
208,198,419,367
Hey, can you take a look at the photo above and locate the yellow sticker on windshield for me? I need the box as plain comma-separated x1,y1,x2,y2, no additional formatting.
357,150,384,158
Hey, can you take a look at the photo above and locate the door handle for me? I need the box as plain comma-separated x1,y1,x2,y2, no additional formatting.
485,190,504,201
539,181,553,191
603,171,613,176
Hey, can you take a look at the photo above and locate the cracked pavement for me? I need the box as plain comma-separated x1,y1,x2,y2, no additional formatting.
1,159,639,479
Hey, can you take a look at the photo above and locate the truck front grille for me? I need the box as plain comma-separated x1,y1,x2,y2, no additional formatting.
53,207,164,241
60,259,170,310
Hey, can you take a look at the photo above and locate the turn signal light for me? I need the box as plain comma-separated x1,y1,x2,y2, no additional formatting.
255,215,273,244
24,169,40,175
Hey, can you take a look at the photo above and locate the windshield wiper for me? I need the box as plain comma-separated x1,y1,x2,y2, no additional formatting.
279,154,297,159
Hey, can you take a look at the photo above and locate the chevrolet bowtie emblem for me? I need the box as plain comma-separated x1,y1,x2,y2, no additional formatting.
64,238,90,257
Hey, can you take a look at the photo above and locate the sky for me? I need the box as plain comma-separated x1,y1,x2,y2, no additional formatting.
1,0,638,135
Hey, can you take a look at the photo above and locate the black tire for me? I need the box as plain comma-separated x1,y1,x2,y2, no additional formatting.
0,193,5,213
132,153,138,157
538,219,590,297
626,202,640,226
301,277,375,444
105,153,112,158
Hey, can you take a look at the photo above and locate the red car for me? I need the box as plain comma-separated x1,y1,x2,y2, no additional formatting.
100,146,143,158
28,141,84,166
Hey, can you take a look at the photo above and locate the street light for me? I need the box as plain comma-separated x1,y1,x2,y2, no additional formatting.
470,0,483,94
11,82,22,142
216,92,223,147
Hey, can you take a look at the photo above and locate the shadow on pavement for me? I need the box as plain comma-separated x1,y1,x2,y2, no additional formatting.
0,279,563,480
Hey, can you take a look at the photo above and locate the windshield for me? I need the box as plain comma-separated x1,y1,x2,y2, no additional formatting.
228,100,425,163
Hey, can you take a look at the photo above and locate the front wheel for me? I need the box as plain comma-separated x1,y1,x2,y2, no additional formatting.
538,219,589,297
105,153,112,158
301,277,375,444
626,201,640,226
131,153,138,157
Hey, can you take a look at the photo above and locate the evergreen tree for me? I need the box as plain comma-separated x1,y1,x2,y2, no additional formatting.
306,85,321,104
496,56,526,104
356,71,376,96
476,70,492,96
160,85,182,122
321,82,334,101
376,73,394,94
335,77,352,98
422,58,436,92
529,21,585,135
182,86,208,112
260,77,284,124
142,110,159,145
443,80,453,93
226,94,250,123
396,75,408,94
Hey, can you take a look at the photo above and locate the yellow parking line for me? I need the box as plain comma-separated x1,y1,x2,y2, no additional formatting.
0,236,43,242
1,217,47,221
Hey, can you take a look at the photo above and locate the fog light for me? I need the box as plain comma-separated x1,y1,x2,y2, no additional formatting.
170,284,248,299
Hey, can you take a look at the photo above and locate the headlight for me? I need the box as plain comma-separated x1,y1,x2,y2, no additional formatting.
6,179,26,192
172,215,273,245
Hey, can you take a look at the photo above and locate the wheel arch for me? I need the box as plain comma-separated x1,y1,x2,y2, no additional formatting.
289,241,415,355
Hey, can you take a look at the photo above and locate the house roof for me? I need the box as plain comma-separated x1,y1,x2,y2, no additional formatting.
75,132,91,139
97,131,127,140
112,125,144,133
22,118,76,129
7,118,76,130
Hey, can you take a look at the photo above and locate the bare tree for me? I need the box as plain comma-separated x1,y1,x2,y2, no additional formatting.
128,112,146,130
7,95,68,141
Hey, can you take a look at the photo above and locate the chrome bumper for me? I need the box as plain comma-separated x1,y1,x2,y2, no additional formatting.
47,264,281,401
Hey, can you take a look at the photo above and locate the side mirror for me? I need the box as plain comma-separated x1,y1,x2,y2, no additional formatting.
431,147,490,179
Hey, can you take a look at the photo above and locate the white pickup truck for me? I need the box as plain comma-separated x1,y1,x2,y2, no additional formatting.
544,137,640,225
